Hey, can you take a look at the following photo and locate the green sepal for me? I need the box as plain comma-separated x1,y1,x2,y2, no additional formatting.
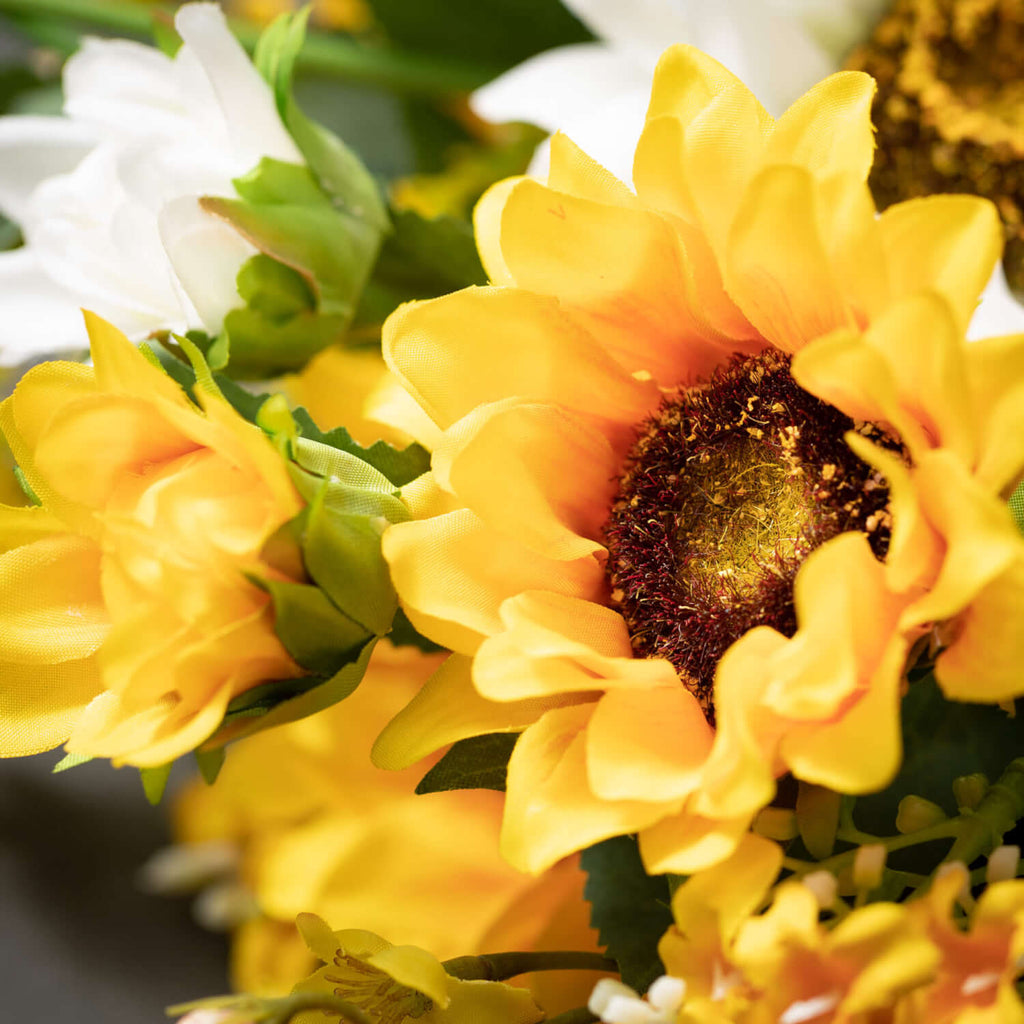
580,835,673,994
150,11,182,57
140,762,173,806
194,747,226,786
292,407,429,488
52,752,92,773
13,466,39,506
1010,478,1024,537
252,574,374,677
415,733,517,794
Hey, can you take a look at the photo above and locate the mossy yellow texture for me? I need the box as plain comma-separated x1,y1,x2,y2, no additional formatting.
0,312,303,767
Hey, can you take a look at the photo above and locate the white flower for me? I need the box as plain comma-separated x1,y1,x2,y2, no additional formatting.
0,1,302,364
472,0,1024,335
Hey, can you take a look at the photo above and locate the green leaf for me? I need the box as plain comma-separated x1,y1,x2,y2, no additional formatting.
416,733,518,794
140,763,174,806
304,497,397,635
150,11,182,57
354,208,486,329
194,747,225,785
293,407,430,487
52,752,92,773
580,836,673,994
13,466,39,506
855,674,1024,843
255,575,374,676
389,607,446,653
1010,478,1024,537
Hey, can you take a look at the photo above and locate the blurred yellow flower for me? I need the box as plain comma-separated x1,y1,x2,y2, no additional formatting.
174,640,606,1013
0,312,303,766
229,0,372,32
292,914,544,1024
373,43,1024,877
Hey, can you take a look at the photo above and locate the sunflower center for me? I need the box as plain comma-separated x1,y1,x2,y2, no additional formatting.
604,350,900,719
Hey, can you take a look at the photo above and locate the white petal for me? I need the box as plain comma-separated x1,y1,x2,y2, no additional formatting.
158,195,255,335
174,2,302,167
968,261,1024,341
560,0,691,63
0,116,95,224
472,42,650,135
0,248,88,363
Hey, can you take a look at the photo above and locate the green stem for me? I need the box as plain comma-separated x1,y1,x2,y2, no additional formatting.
443,951,617,982
944,757,1024,866
263,992,373,1024
0,0,500,94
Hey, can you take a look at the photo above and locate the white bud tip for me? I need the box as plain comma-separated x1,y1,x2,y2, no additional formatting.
852,843,887,890
589,980,640,1017
802,870,838,909
646,975,687,1013
986,845,1021,884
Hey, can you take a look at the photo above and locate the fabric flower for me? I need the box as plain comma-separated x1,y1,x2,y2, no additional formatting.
0,1,301,363
171,640,605,1015
372,46,1024,875
292,914,544,1024
0,312,303,766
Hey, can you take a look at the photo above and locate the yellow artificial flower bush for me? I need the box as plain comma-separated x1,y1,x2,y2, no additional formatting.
0,312,304,767
173,640,605,1013
372,44,1024,876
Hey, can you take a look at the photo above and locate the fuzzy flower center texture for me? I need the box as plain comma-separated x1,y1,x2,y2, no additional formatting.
604,350,903,717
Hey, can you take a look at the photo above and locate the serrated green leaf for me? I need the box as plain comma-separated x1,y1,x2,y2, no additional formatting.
416,733,518,794
140,763,174,806
304,498,396,635
293,407,430,487
256,575,373,676
580,836,673,994
194,746,225,785
52,752,92,773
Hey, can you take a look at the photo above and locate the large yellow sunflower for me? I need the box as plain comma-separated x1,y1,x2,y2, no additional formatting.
371,46,1024,875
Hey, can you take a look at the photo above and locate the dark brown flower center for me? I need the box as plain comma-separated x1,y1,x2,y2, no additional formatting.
603,350,901,719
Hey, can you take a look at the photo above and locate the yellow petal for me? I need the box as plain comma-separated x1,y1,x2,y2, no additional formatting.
638,806,751,874
296,912,344,962
473,177,521,286
439,978,543,1024
0,533,107,663
473,590,679,701
502,704,669,874
0,656,102,756
586,685,713,802
382,510,604,654
368,944,450,1007
879,195,1002,335
371,654,568,771
547,131,635,207
766,72,876,183
383,286,654,432
726,164,855,352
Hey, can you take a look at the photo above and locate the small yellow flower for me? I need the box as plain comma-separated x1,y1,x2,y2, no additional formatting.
292,914,544,1024
372,43,1024,876
0,312,303,766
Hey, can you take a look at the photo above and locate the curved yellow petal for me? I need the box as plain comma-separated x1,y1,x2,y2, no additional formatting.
383,510,604,654
547,131,635,207
965,331,1024,494
726,165,854,352
433,400,616,561
586,685,713,802
371,654,568,771
502,704,669,874
473,177,521,287
879,194,1002,335
383,286,654,432
638,806,751,875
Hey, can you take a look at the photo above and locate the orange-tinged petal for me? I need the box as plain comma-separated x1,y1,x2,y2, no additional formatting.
0,533,107,663
433,400,615,561
502,704,670,874
638,805,751,874
383,286,654,432
586,685,713,802
726,164,855,352
383,510,604,654
765,72,876,184
474,590,678,701
498,178,732,382
0,657,101,756
879,195,1002,335
371,654,570,771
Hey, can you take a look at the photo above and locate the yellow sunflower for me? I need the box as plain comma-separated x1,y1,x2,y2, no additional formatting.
371,44,1024,876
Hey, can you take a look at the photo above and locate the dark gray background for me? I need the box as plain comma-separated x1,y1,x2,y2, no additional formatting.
1,754,230,1022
